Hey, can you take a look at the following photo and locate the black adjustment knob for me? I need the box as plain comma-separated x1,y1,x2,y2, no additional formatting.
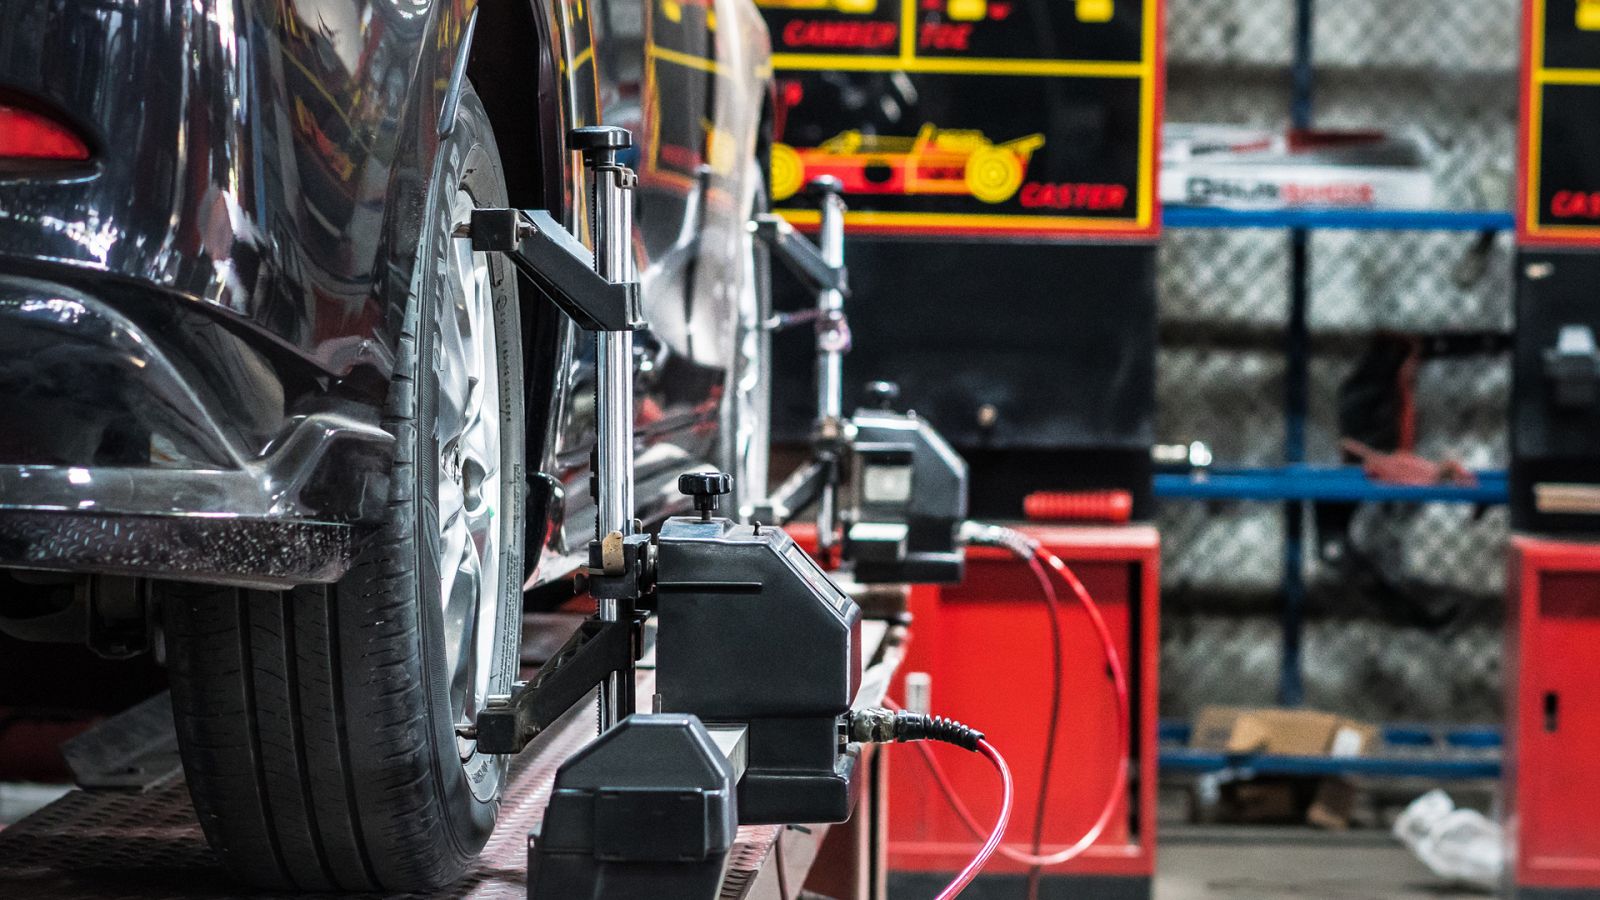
569,126,633,166
865,380,901,410
807,175,844,200
678,471,733,520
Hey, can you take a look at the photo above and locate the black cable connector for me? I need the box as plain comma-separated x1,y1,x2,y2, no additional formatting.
846,708,985,751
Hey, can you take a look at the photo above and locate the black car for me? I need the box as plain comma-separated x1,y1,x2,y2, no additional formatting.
0,0,774,889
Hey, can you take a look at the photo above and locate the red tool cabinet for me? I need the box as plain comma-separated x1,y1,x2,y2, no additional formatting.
886,524,1158,900
1507,537,1600,899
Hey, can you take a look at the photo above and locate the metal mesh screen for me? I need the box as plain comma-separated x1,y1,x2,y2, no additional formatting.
1158,0,1515,721
1160,230,1291,328
1167,0,1295,67
1315,72,1519,210
1168,0,1520,72
1307,232,1515,333
1161,615,1504,721
1313,0,1520,72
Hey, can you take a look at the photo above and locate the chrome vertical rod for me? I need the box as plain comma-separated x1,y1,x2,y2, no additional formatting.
593,163,637,546
813,180,847,553
576,127,638,733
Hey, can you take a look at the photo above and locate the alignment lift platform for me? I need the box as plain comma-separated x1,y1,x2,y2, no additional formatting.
0,132,977,899
0,614,901,899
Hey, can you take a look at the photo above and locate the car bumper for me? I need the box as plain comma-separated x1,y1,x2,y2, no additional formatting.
0,276,393,587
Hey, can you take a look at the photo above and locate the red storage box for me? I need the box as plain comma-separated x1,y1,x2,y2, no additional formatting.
886,524,1158,899
1507,536,1600,898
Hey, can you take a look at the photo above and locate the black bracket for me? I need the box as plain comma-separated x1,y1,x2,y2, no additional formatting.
475,616,638,754
749,458,828,527
1545,324,1600,410
471,208,644,332
751,213,849,298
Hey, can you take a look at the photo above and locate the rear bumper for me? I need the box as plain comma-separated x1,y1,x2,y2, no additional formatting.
0,511,353,589
0,276,392,587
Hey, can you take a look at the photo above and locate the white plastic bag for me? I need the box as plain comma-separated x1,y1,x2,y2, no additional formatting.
1393,789,1502,892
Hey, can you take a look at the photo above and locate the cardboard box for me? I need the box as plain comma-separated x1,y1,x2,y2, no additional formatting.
1190,706,1379,829
1219,779,1313,825
1191,706,1379,758
1161,124,1436,210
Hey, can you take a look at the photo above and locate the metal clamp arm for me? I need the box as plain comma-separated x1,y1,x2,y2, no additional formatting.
749,458,828,526
474,616,637,754
471,125,644,744
470,208,644,332
751,213,850,298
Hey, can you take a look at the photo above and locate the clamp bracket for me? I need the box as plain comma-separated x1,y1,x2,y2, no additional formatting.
475,616,639,755
470,207,644,332
472,126,645,739
751,213,850,298
749,458,829,526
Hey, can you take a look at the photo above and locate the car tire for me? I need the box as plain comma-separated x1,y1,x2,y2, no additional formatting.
727,163,773,519
160,85,526,892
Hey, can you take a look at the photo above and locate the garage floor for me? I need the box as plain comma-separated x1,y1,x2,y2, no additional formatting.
1156,827,1482,900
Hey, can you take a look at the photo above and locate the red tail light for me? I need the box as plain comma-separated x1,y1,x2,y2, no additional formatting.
0,103,90,161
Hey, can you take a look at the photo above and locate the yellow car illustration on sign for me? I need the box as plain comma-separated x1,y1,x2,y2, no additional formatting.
946,0,1111,22
1077,0,1113,22
753,0,1105,22
754,0,878,14
921,0,1120,22
770,124,1046,204
753,0,1106,22
1582,0,1600,30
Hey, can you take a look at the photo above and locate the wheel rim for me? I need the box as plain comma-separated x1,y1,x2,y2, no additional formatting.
732,170,772,517
732,278,769,512
439,187,505,788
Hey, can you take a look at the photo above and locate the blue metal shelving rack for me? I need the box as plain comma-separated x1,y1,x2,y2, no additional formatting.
1157,196,1513,705
1163,207,1516,233
1154,0,1512,781
1155,465,1509,505
1158,720,1502,780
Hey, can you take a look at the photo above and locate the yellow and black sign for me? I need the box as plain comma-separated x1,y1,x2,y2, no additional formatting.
759,0,1162,237
1520,0,1600,246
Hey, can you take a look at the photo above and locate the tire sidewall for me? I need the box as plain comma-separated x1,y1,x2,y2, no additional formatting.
410,87,525,850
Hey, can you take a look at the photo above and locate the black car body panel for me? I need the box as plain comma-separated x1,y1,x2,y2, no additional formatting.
0,0,772,587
